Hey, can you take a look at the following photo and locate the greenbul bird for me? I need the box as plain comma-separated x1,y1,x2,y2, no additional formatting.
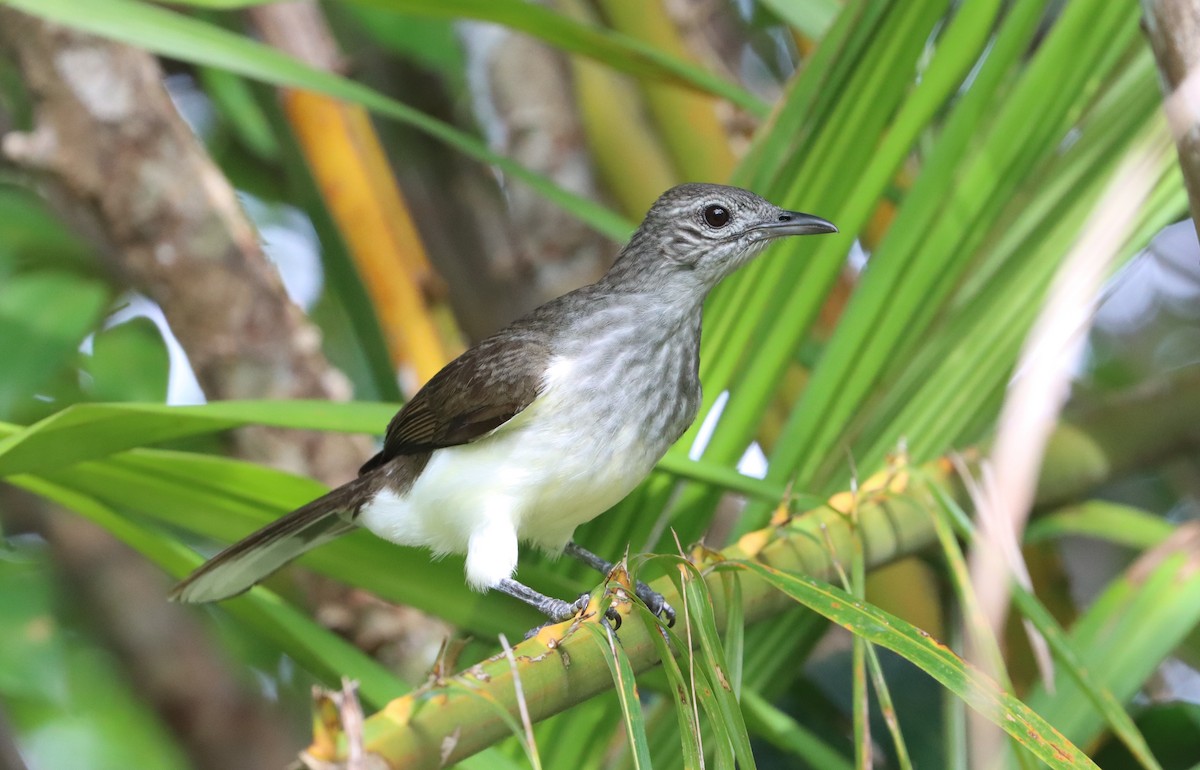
171,183,837,627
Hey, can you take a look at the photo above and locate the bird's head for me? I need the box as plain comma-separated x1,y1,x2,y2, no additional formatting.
606,183,838,295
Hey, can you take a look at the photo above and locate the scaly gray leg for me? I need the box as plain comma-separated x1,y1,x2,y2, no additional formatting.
563,542,676,627
496,578,620,638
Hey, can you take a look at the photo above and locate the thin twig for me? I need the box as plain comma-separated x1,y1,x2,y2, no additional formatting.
498,633,542,770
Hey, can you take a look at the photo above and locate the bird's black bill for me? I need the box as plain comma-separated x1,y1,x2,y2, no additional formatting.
755,210,838,237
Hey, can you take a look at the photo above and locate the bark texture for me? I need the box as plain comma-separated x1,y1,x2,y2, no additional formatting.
0,9,369,482
460,21,615,309
1143,0,1200,239
0,10,447,767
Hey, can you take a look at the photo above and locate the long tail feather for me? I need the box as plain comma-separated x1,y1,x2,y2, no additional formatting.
170,476,373,603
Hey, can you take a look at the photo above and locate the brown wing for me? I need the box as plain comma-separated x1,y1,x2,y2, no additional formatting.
359,331,551,474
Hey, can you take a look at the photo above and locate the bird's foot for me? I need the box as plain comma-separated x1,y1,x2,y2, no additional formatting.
544,591,592,623
562,541,674,626
634,581,676,627
523,591,621,639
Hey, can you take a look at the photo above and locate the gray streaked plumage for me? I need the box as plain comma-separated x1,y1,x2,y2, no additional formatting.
171,183,836,622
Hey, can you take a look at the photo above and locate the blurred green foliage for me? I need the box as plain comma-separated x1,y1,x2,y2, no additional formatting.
0,552,188,770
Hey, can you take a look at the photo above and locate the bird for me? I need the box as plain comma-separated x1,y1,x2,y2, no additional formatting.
170,183,837,628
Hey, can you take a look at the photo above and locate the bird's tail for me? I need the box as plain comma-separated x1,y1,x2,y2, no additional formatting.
169,476,373,604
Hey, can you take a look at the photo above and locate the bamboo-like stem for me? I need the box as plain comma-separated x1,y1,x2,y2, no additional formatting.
302,463,941,769
1036,366,1200,508
301,362,1200,768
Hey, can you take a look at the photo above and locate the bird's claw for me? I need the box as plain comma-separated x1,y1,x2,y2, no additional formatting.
576,592,622,631
635,582,676,627
603,604,622,630
523,592,620,639
566,592,591,620
560,591,621,630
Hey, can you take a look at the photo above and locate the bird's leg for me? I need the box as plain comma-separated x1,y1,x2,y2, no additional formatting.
497,578,588,622
496,578,620,638
563,542,676,627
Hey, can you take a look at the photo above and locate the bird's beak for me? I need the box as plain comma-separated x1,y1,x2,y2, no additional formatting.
753,211,839,238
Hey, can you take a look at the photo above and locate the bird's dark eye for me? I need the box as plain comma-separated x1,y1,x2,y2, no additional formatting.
703,204,731,228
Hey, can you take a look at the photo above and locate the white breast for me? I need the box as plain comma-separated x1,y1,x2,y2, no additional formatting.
355,354,662,590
